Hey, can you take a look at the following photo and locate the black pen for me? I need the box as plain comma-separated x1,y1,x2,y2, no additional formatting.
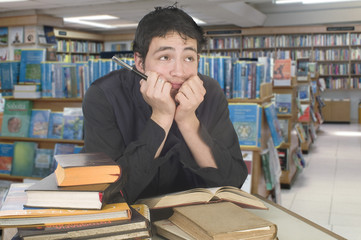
112,56,148,80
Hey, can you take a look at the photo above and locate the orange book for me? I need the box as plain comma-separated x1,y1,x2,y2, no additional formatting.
54,152,121,186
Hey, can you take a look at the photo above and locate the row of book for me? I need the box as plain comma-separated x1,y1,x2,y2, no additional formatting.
0,142,82,178
0,152,152,239
0,100,83,140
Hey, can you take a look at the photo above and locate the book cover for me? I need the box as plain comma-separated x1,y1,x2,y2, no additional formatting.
0,27,8,46
298,84,310,101
278,148,289,171
297,58,309,81
278,118,290,143
47,111,64,139
263,103,284,148
54,152,121,186
10,141,37,177
0,61,20,97
50,143,77,172
261,149,275,191
1,99,33,137
0,143,14,175
169,202,277,240
154,219,195,240
273,59,292,86
0,183,131,228
9,26,24,44
298,104,311,122
62,107,83,140
36,25,47,44
13,49,21,61
275,93,292,114
43,26,56,44
17,205,150,240
62,65,78,98
28,109,51,138
228,103,262,147
31,148,54,178
24,25,36,44
19,49,45,84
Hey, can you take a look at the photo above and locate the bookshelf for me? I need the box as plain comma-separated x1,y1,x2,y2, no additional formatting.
53,28,104,62
273,77,299,188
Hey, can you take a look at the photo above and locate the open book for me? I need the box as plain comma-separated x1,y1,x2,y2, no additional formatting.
135,186,267,210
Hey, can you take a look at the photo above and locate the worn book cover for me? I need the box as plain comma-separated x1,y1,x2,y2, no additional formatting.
169,202,277,240
154,219,195,240
16,205,150,240
28,109,51,138
54,152,121,186
1,99,33,137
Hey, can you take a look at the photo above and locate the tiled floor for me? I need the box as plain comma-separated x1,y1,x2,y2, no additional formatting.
281,123,361,240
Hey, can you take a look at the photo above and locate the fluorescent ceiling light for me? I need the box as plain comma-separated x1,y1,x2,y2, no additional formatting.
274,0,359,3
64,15,137,29
0,0,28,2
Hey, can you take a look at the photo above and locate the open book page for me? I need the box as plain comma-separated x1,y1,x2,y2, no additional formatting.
136,186,267,210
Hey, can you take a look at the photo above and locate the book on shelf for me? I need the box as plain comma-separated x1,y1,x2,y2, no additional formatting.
274,93,292,115
10,141,37,177
62,107,84,140
263,103,284,148
0,183,131,228
47,111,64,139
228,103,262,147
14,49,21,61
0,27,8,46
1,99,33,138
278,148,289,171
19,49,45,84
32,148,54,178
25,173,113,210
24,26,36,44
240,150,253,194
9,26,24,44
154,219,195,240
54,152,121,187
296,58,309,81
0,61,20,97
298,84,310,101
298,104,311,122
261,149,275,191
28,109,51,138
169,202,277,240
15,204,151,240
13,84,41,92
13,91,41,99
43,26,56,44
273,58,292,87
135,185,267,210
278,118,290,143
294,123,307,143
0,143,14,175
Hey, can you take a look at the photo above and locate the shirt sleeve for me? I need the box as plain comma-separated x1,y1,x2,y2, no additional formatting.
82,85,169,203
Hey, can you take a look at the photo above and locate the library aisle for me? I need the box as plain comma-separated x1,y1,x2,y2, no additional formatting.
281,123,361,240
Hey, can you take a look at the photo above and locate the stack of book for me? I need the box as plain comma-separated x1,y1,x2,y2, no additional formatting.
0,152,152,239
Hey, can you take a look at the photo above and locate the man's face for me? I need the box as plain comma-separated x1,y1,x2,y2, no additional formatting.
143,32,199,97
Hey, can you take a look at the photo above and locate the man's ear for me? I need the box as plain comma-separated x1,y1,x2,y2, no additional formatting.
134,52,145,73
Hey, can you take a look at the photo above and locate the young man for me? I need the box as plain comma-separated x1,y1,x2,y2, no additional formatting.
81,6,248,204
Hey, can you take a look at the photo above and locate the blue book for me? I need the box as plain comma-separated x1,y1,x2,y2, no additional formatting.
43,26,56,44
0,61,20,97
28,109,51,138
275,93,292,115
19,49,45,84
256,63,264,99
40,61,57,98
228,103,262,147
264,103,284,148
62,65,77,98
224,56,232,99
62,108,83,140
0,143,14,175
47,111,64,139
32,148,54,178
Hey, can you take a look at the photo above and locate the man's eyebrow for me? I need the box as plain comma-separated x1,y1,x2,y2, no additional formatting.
154,46,197,53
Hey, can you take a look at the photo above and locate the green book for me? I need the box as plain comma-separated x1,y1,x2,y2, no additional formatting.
1,100,33,137
11,141,37,177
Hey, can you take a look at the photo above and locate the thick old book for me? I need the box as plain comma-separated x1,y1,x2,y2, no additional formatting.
154,219,195,240
169,202,277,240
16,205,151,240
54,152,121,186
0,183,131,228
25,173,111,210
135,186,267,210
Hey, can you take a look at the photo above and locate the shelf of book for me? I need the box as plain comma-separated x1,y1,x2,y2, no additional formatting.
228,82,275,199
273,77,299,188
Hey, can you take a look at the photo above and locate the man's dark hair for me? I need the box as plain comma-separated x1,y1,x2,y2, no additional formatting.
133,5,206,60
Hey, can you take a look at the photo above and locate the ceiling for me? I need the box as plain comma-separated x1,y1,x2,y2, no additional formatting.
2,0,361,33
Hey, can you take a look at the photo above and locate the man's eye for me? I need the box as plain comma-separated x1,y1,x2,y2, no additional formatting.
160,56,169,61
185,57,195,62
